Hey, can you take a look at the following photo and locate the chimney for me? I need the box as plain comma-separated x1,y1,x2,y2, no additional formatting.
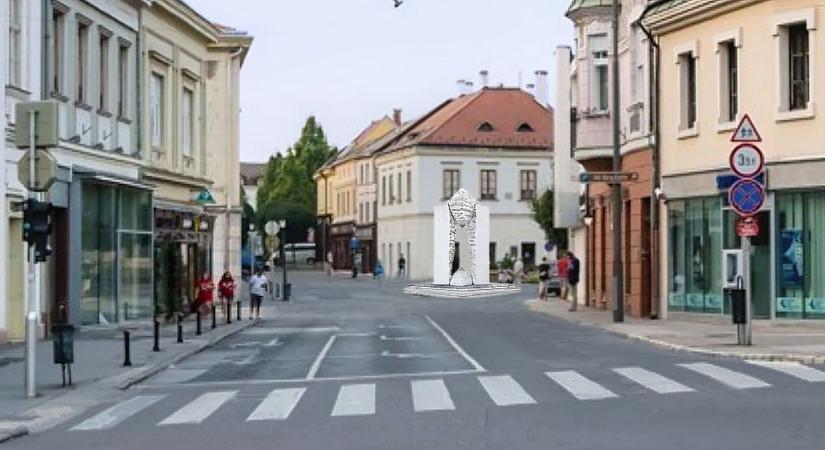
534,70,549,106
465,81,475,93
457,79,466,95
479,70,489,88
526,83,536,94
392,109,402,126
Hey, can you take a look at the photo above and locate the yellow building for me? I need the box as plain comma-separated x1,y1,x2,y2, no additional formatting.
645,0,825,320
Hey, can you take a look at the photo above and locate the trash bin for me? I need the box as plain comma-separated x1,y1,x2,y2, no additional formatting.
51,324,75,364
729,288,747,324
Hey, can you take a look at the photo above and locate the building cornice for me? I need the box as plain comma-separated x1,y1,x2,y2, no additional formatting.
142,166,212,188
644,0,766,34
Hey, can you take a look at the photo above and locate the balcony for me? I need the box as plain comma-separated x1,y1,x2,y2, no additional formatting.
572,109,612,162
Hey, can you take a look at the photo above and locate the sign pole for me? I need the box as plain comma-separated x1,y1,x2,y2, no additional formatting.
743,237,753,345
611,0,624,323
25,110,38,398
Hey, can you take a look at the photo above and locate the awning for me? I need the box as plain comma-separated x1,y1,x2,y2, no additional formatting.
153,199,204,215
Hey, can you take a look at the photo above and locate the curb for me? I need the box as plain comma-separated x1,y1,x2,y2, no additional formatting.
0,425,28,444
526,301,825,365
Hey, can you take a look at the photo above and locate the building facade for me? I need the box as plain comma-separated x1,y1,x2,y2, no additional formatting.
558,0,659,318
375,88,553,280
240,162,266,211
646,0,825,320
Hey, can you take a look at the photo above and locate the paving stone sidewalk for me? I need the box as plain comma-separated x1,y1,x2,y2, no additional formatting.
528,297,825,365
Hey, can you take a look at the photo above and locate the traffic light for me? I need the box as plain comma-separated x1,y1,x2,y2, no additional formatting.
22,199,53,263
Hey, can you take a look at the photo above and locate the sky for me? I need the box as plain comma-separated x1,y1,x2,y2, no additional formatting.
187,0,574,162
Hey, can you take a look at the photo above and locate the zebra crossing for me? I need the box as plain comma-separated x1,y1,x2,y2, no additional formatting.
69,361,825,431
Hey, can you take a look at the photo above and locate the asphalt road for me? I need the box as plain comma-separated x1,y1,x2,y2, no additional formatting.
7,272,825,450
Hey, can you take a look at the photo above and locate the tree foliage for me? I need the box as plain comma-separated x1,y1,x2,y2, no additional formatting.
256,116,338,246
531,189,568,251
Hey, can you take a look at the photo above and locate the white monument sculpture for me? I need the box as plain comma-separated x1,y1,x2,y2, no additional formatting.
405,189,519,298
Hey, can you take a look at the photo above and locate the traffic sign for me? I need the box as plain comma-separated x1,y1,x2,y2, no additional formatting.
579,172,639,184
731,114,762,142
729,143,764,178
729,179,765,217
264,221,280,236
18,149,58,192
736,216,760,237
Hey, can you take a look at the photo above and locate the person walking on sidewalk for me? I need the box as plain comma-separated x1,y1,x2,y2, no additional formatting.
537,257,551,302
513,257,524,285
397,254,407,279
249,268,268,320
567,251,581,311
557,253,570,300
325,250,334,278
218,271,236,322
195,272,215,315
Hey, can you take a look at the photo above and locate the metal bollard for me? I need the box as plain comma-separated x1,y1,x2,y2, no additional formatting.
211,303,217,329
196,310,202,336
237,300,242,321
153,319,160,352
177,314,183,343
227,302,232,324
123,330,132,366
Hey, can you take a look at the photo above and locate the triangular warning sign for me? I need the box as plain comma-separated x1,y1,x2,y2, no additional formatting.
731,114,762,142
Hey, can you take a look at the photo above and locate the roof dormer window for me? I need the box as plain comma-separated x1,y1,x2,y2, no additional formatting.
477,122,494,132
517,123,534,132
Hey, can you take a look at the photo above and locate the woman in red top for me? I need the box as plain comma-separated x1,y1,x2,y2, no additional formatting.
196,272,215,314
218,271,236,321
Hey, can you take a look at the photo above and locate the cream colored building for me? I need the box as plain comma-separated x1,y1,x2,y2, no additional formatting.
645,0,825,320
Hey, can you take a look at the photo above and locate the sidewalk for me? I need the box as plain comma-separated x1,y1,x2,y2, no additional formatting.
527,297,825,365
0,310,254,443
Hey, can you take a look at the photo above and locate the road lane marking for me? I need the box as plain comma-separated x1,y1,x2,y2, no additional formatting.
411,379,455,412
331,384,376,417
379,334,424,341
613,367,695,394
70,395,165,431
242,326,341,335
545,371,618,400
679,363,770,389
159,391,237,425
306,335,337,380
746,361,825,382
246,388,306,421
478,375,536,406
425,315,485,372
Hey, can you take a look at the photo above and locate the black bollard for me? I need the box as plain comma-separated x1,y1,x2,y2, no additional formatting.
196,310,202,335
123,330,132,366
237,300,242,321
227,302,232,324
211,303,217,329
177,314,183,343
153,319,160,352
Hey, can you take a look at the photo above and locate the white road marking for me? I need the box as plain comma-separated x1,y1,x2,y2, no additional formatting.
425,315,485,372
679,363,771,389
746,361,825,382
331,384,376,417
379,334,424,341
613,367,695,394
263,338,282,347
545,371,618,400
70,395,165,431
478,375,537,406
159,391,237,425
306,335,337,380
231,341,261,348
242,326,340,335
411,379,455,412
246,388,306,421
337,332,376,337
380,350,433,358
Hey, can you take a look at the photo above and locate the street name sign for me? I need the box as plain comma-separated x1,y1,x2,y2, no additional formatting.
579,172,639,184
731,114,762,143
729,144,764,178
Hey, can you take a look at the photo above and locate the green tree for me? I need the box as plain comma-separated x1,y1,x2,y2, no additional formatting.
531,189,568,251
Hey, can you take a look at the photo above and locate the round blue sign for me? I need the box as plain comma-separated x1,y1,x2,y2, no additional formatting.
729,179,765,216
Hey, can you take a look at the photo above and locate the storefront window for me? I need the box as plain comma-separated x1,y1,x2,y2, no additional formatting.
776,192,825,319
668,197,723,313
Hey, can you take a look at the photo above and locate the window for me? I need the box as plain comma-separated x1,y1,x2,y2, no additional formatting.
181,87,194,158
776,192,825,319
389,174,394,204
589,34,609,112
52,10,64,94
489,242,496,266
149,73,164,149
520,170,536,200
382,176,386,205
718,40,739,124
630,26,646,104
99,35,109,111
77,21,89,103
789,24,809,111
406,170,411,202
678,50,698,131
480,170,497,200
477,122,494,132
8,0,22,87
365,202,370,223
397,173,402,203
442,169,460,199
516,123,534,132
118,44,129,117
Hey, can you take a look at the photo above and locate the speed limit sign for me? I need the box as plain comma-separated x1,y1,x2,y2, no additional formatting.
729,143,764,179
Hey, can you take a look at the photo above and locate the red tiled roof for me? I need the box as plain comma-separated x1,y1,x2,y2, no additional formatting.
387,88,553,152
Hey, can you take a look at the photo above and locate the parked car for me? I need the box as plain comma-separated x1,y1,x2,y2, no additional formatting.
274,243,317,265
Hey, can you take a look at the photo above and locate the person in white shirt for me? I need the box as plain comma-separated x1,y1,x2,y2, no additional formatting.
248,268,268,320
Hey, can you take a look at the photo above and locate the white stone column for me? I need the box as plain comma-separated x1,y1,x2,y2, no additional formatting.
432,204,450,285
474,204,490,285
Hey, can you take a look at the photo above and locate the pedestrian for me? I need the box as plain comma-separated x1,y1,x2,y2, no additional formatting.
397,253,406,279
567,251,581,311
248,268,268,320
374,260,384,285
326,250,334,278
557,253,570,300
513,257,524,285
218,271,236,322
537,257,551,302
195,271,214,315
